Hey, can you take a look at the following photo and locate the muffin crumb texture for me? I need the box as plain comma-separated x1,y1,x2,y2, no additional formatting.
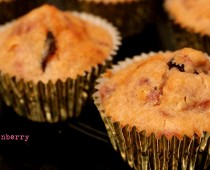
0,4,113,83
99,48,210,140
164,0,210,36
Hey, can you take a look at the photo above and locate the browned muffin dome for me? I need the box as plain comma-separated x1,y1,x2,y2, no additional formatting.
164,0,210,36
98,48,210,140
0,4,115,83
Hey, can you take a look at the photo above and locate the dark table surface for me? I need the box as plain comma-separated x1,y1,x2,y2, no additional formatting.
0,6,161,169
0,99,133,170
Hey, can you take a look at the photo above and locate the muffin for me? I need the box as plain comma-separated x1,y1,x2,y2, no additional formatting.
157,0,210,54
0,4,121,123
65,0,158,38
93,48,210,169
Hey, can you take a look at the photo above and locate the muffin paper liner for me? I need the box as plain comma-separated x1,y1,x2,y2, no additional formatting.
156,10,210,55
65,0,157,38
93,52,210,170
0,12,121,123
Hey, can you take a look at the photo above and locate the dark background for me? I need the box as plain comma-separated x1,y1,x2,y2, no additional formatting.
0,1,161,170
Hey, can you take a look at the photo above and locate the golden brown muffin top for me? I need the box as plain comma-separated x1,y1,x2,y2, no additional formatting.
0,4,115,83
164,0,210,36
98,48,210,140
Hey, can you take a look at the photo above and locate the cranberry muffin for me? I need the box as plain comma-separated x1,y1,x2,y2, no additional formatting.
94,48,210,169
158,0,210,54
0,4,121,123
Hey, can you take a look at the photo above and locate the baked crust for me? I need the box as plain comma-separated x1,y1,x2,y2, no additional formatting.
0,4,114,83
99,48,210,139
164,0,210,36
